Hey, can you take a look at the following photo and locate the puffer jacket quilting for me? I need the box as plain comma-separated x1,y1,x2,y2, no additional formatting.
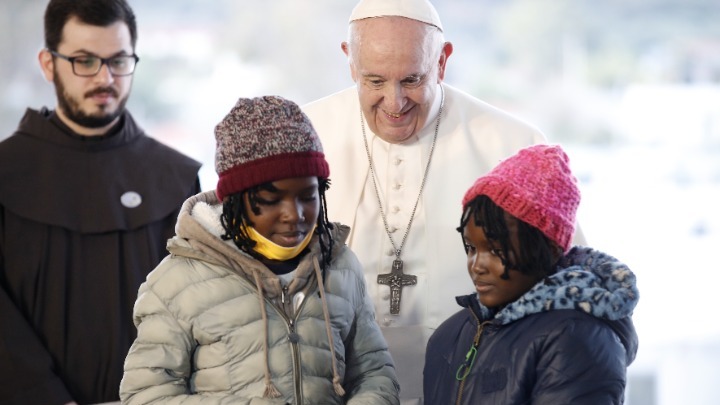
120,191,398,405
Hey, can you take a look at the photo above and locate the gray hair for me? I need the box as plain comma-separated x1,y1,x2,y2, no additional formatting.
345,17,445,65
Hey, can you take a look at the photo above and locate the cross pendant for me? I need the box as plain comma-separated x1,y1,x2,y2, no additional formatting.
377,259,417,315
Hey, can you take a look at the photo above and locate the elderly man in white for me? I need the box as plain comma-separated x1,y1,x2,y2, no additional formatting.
302,0,585,403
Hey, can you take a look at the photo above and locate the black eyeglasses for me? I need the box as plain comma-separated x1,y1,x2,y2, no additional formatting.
49,50,139,77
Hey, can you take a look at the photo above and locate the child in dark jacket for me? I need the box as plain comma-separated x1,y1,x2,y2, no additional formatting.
423,144,639,405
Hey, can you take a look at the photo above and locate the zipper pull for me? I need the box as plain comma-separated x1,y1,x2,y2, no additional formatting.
288,319,300,343
455,346,477,381
281,286,289,304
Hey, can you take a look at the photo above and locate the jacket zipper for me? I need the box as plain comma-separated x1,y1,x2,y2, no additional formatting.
277,285,310,404
455,309,489,405
232,268,315,403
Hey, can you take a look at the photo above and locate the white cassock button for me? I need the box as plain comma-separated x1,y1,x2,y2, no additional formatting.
120,191,142,208
389,226,398,233
394,157,403,166
387,249,395,256
392,206,400,213
393,183,402,190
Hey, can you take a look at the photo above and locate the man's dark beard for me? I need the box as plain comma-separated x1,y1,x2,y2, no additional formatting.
54,74,129,129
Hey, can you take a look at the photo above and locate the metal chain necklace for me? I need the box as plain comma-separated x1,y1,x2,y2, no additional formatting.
361,85,444,314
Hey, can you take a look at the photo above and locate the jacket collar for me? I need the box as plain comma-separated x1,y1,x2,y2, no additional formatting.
169,190,350,299
456,246,639,326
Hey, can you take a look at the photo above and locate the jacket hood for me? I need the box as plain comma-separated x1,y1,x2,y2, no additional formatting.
604,315,638,364
457,246,639,363
167,190,350,299
458,246,639,323
0,108,200,233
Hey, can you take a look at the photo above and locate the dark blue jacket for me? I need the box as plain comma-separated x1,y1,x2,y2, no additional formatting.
424,247,639,405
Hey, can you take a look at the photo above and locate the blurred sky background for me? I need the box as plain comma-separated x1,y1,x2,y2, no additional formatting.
2,1,720,403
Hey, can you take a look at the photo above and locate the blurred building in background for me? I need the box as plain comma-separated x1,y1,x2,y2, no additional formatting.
1,1,719,403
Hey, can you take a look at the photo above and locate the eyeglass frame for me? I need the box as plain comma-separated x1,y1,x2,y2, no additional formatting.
48,49,140,77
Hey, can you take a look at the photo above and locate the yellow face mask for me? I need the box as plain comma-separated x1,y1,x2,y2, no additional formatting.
244,225,316,261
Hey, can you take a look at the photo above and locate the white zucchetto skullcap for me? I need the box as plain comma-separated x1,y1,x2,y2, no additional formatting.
349,0,443,32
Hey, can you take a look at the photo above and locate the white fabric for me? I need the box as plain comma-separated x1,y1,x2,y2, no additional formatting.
302,83,548,403
349,0,443,31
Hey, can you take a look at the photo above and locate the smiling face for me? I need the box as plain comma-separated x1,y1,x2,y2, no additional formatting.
39,17,134,136
343,17,452,144
245,177,320,248
462,213,541,309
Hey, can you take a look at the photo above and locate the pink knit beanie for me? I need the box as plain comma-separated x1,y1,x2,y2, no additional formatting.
461,144,580,252
214,96,330,201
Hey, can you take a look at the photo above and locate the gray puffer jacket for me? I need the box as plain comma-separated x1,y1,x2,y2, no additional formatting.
120,191,399,405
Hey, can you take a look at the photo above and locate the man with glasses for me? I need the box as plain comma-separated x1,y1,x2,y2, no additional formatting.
0,1,201,404
48,51,140,78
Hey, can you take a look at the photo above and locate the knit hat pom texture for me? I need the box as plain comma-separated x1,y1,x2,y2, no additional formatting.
214,96,329,201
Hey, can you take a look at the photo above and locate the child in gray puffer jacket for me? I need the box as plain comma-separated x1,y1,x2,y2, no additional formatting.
120,96,399,405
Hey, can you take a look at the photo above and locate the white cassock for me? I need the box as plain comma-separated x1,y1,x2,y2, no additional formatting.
303,83,551,404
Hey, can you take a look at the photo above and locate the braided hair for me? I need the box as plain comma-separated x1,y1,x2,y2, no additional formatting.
457,195,561,280
220,178,335,269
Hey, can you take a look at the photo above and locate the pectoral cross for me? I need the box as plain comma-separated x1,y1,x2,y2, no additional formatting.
377,259,417,315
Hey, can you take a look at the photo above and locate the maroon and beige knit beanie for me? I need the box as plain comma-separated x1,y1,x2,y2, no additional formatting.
461,144,580,253
214,96,330,201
